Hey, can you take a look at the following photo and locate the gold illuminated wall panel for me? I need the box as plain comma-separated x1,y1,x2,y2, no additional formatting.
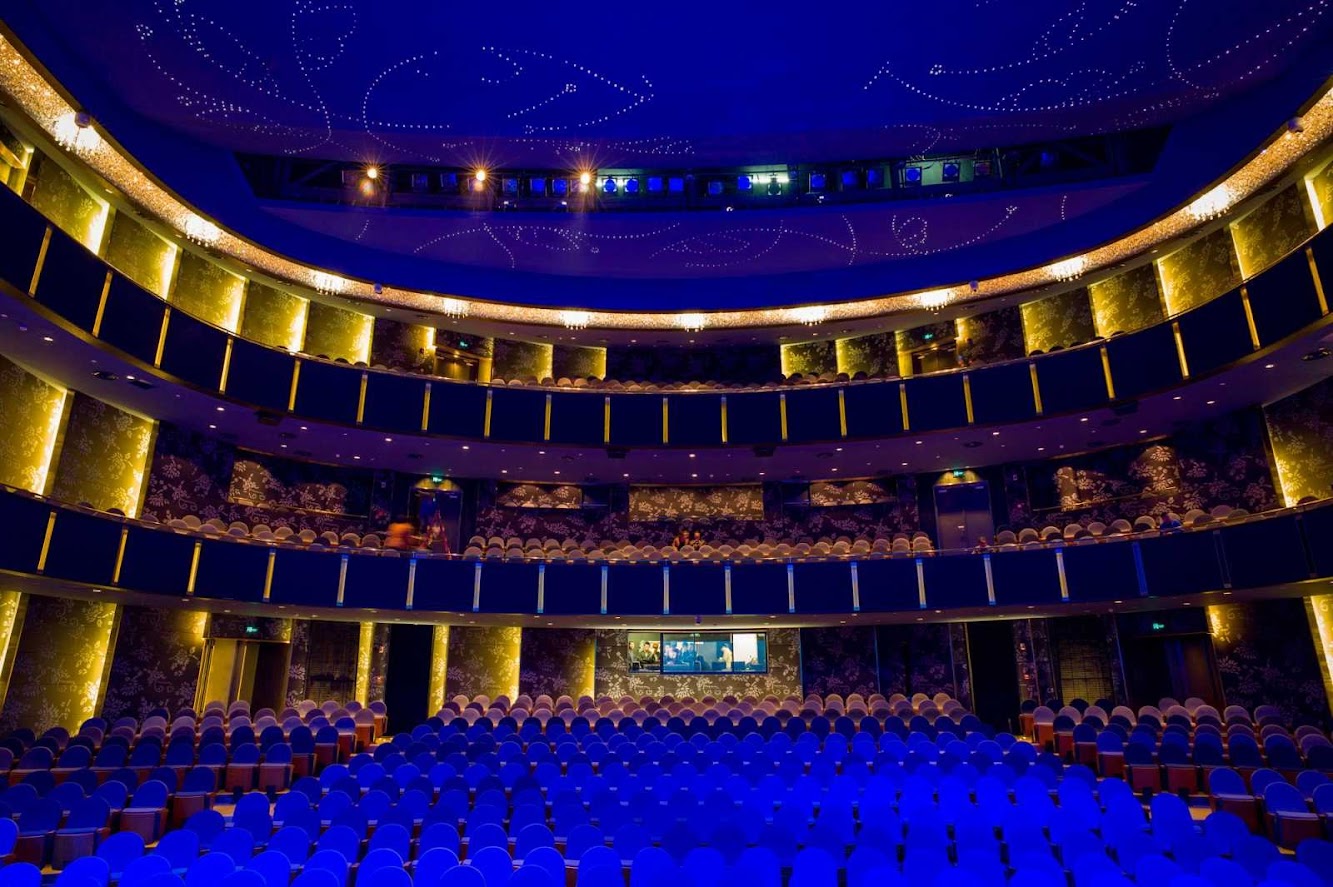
1264,375,1333,506
23,152,106,252
1231,184,1316,279
1307,596,1333,719
780,340,837,377
50,393,154,517
0,594,119,732
0,591,26,714
303,302,373,365
1089,264,1164,336
1158,227,1242,316
428,625,450,715
492,340,554,382
835,332,898,377
241,281,308,352
551,344,607,381
446,626,522,701
355,622,375,706
0,354,67,495
171,251,245,332
1020,288,1095,354
103,211,176,298
1309,160,1333,231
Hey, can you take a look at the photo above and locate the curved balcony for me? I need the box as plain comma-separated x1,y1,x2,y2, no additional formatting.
4,183,1331,452
3,485,1329,620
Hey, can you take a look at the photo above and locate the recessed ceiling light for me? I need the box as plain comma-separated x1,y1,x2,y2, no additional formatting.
41,336,52,342
1206,400,1216,405
554,470,561,475
1037,446,1045,451
216,406,225,412
1265,363,1275,369
1079,417,1089,422
208,424,216,429
384,437,392,443
501,469,507,474
353,455,361,460
1172,396,1182,401
461,445,469,450
300,426,308,431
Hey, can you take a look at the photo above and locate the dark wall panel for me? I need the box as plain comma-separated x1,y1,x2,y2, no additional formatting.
608,395,663,447
784,388,842,444
426,382,487,439
489,388,547,443
725,392,782,445
1177,290,1253,377
548,393,605,447
1105,323,1181,400
159,314,227,392
843,383,903,438
968,363,1038,425
225,339,296,413
97,277,164,366
905,374,968,432
1034,347,1108,415
293,361,361,425
32,229,105,331
362,373,428,434
667,395,724,448
1245,251,1325,346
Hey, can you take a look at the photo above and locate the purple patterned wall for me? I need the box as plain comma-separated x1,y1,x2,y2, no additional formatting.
1209,599,1329,729
102,606,205,722
800,627,880,698
519,629,597,700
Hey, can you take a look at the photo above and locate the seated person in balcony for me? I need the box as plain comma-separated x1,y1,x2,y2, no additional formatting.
671,529,688,550
1159,514,1182,533
690,530,704,548
972,536,991,553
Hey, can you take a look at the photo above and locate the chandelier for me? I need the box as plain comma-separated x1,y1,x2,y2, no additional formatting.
676,313,707,332
181,213,220,247
52,111,100,157
311,271,347,295
560,310,591,330
917,289,952,310
1046,256,1088,283
1187,184,1234,221
790,306,828,326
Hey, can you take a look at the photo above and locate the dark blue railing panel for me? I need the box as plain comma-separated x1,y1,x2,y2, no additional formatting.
725,392,782,445
42,507,119,587
362,373,428,435
161,311,229,392
477,561,539,613
1137,531,1226,597
667,563,727,616
548,392,605,447
852,559,921,612
784,388,842,444
225,339,296,413
842,383,903,438
410,558,478,613
607,565,666,616
968,362,1038,425
1104,322,1181,400
98,276,165,366
1061,542,1141,602
489,388,546,443
270,548,343,606
0,493,52,575
426,380,487,439
608,395,662,447
117,525,196,596
1178,289,1254,377
343,553,411,610
794,561,854,614
1035,347,1109,416
904,374,969,432
537,563,603,615
990,549,1063,606
0,187,48,297
1220,514,1311,589
922,555,991,609
729,563,790,615
32,229,104,331
293,360,361,426
192,539,269,602
666,395,724,448
1247,250,1325,347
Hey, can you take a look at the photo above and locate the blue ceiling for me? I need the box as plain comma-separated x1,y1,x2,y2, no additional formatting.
4,0,1333,309
9,0,1333,167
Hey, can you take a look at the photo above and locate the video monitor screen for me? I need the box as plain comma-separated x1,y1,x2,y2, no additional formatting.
627,631,767,674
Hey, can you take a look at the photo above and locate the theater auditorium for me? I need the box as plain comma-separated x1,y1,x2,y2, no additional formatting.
1,3,1333,885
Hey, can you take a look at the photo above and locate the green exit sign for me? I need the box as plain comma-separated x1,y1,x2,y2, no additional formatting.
1150,621,1167,632
245,625,260,636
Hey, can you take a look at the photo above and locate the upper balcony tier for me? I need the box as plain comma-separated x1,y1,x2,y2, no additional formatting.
3,178,1331,453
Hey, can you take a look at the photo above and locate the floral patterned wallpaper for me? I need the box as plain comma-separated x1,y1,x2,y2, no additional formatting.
303,302,372,364
25,152,105,251
102,606,206,722
1159,227,1242,315
229,455,372,518
50,393,153,516
594,629,802,700
492,340,553,381
1231,184,1315,278
800,627,879,697
0,354,67,495
781,340,838,378
0,592,24,714
1013,619,1058,703
370,319,434,371
809,479,893,507
628,486,764,521
876,623,966,701
519,629,596,700
604,345,780,385
1015,410,1278,526
552,345,607,381
1310,162,1333,233
495,483,584,510
1089,264,1164,337
956,307,1025,367
103,211,174,297
141,424,374,536
171,251,244,332
445,626,521,700
1020,288,1096,354
240,282,307,352
835,332,898,378
1266,375,1333,505
0,595,119,733
428,625,449,713
471,506,620,546
1208,599,1329,729
286,619,311,705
